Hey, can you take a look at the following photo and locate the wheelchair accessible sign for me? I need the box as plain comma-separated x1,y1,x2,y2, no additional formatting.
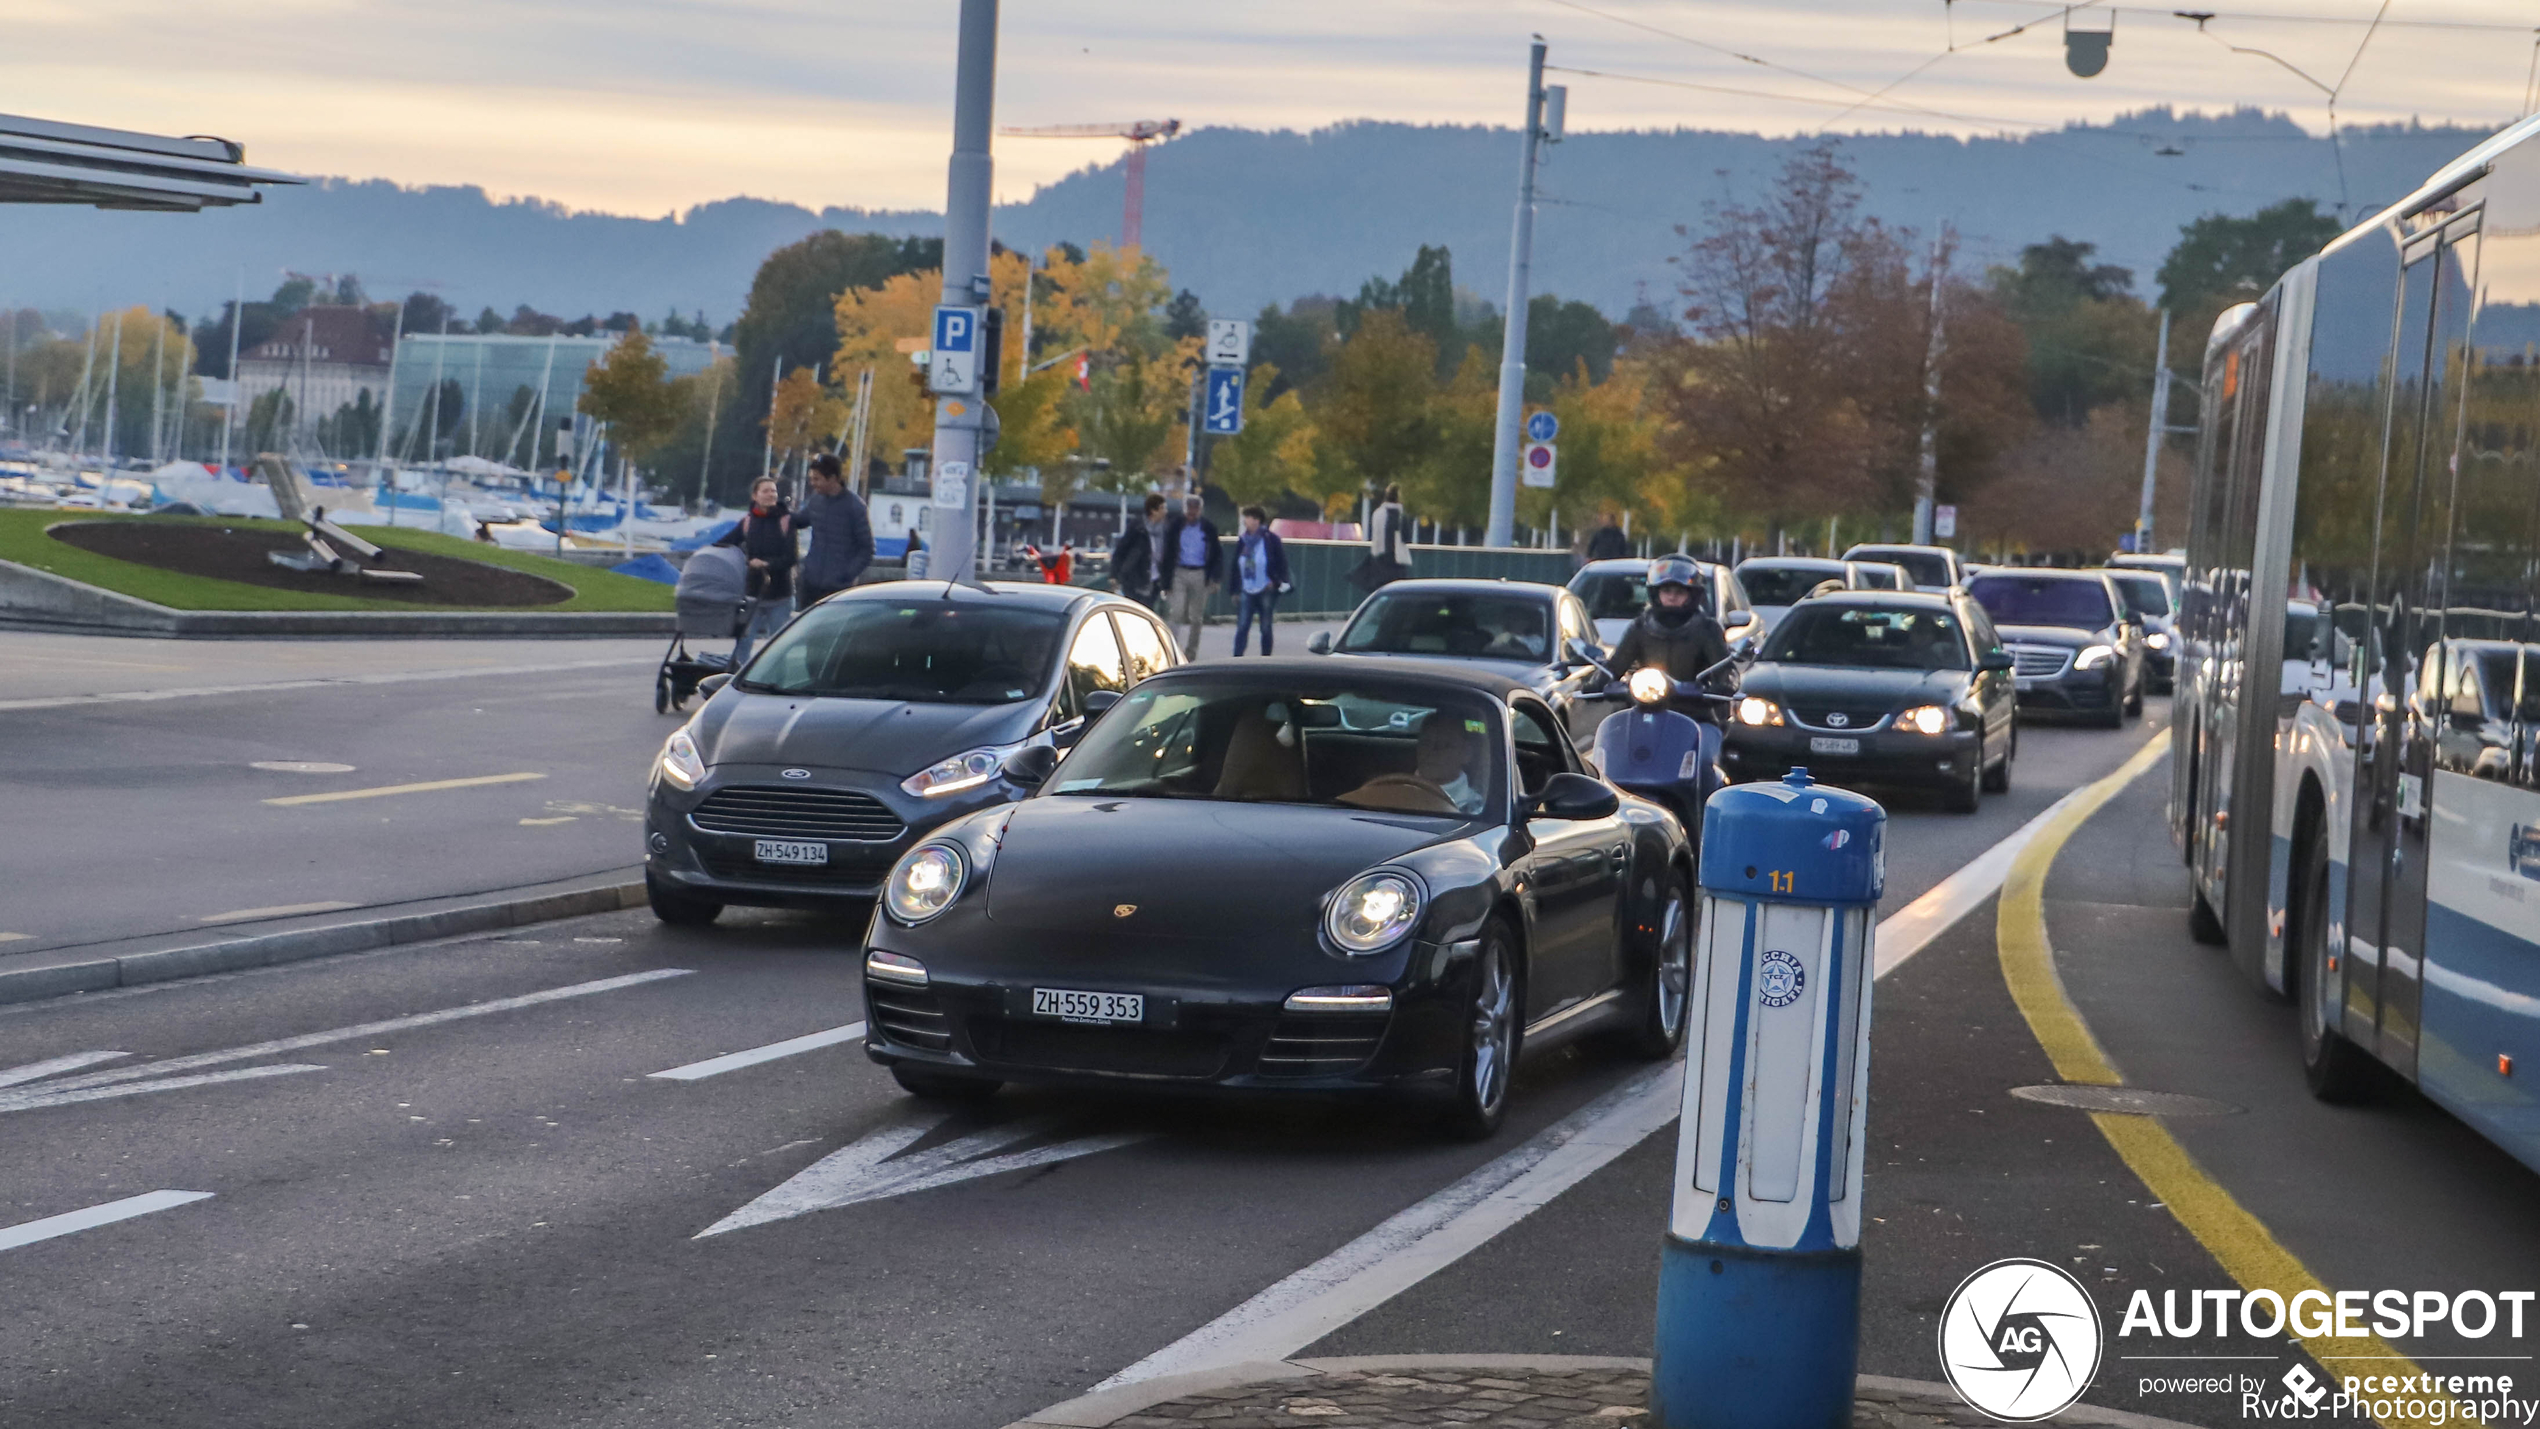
930,305,982,396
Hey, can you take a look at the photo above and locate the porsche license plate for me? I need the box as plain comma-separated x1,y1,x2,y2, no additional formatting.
753,839,828,865
1032,987,1144,1024
1808,736,1860,756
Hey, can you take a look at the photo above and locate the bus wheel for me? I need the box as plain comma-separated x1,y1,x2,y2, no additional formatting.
2295,824,2374,1102
2188,881,2227,945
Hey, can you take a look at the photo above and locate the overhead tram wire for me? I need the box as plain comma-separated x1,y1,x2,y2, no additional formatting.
1947,0,2539,34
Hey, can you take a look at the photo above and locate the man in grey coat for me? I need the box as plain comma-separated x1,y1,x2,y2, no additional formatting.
795,454,873,607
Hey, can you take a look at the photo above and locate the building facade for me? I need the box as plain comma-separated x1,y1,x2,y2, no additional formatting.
232,305,394,446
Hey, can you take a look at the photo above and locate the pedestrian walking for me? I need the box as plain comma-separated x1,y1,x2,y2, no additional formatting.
1109,493,1168,606
1157,493,1221,657
793,453,873,608
716,476,796,667
1232,505,1291,656
1352,484,1411,592
1585,511,1630,563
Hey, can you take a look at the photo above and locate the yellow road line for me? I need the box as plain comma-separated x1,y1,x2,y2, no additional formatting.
1997,733,2465,1429
263,772,546,807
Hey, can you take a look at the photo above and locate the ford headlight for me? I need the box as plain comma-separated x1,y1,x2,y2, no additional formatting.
884,843,967,924
1896,703,1951,735
1627,667,1672,704
1325,870,1424,955
1735,696,1784,727
657,727,706,790
902,739,1031,799
2145,631,2172,651
2075,643,2116,670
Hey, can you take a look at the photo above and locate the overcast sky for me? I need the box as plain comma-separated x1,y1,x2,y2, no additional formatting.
14,0,2537,216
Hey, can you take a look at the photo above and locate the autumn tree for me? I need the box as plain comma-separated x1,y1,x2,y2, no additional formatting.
1206,363,1317,508
1313,308,1438,515
579,327,678,477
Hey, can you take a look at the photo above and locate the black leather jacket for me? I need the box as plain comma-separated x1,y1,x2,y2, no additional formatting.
1608,606,1734,721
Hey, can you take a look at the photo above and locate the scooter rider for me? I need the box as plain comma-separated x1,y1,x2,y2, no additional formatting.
1607,555,1735,720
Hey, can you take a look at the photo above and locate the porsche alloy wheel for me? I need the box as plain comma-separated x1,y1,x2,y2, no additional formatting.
1445,925,1519,1140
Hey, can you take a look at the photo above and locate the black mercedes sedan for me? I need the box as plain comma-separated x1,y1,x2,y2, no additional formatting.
1964,568,2146,727
858,660,1694,1138
1720,591,2017,812
643,581,1181,923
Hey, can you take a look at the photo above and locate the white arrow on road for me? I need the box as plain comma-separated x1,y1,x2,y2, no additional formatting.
697,1110,1154,1238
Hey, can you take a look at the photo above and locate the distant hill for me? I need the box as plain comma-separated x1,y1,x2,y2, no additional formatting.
0,109,2498,329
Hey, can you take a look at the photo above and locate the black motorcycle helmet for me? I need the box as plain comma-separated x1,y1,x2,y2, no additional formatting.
1645,555,1705,629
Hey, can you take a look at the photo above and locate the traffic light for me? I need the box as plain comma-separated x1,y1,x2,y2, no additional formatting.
980,306,1004,399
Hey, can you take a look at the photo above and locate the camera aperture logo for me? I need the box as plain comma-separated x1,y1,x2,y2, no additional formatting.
1940,1258,2104,1421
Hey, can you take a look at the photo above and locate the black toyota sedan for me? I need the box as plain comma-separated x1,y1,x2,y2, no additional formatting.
1964,568,2145,726
859,660,1694,1138
643,581,1181,924
1721,591,2017,812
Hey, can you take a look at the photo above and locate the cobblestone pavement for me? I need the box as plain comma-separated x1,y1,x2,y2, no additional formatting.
1077,1364,2137,1429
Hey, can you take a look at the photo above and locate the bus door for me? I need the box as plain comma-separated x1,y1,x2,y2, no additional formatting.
2347,218,2476,1076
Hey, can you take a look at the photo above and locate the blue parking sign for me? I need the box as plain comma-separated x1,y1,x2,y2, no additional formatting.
930,305,981,395
1203,367,1245,435
1525,410,1558,443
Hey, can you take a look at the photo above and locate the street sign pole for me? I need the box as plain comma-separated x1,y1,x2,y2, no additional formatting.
925,0,999,583
1485,38,1549,550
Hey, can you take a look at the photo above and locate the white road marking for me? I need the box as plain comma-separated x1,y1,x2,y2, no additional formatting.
3,1064,329,1112
699,1112,1152,1237
263,772,545,807
0,1190,213,1252
251,761,355,774
0,1050,130,1088
648,1022,868,1082
0,969,693,1113
200,901,360,925
0,932,32,943
0,656,655,713
1874,785,2096,978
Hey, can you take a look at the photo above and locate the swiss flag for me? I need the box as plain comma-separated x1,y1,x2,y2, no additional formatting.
1073,354,1091,392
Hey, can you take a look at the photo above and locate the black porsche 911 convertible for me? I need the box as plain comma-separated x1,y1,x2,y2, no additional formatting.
859,659,1695,1138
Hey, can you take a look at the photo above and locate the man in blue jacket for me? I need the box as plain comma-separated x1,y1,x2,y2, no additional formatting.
794,453,873,607
1232,505,1291,655
1156,493,1221,657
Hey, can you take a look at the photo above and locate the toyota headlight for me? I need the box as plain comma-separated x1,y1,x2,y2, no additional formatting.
1896,704,1951,736
1735,697,1784,727
2145,631,2172,651
657,727,706,790
901,739,1031,799
1627,667,1672,705
2075,643,2116,670
1325,870,1424,955
884,843,967,924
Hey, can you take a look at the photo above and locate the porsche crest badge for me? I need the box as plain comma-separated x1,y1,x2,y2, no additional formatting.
1113,904,1137,918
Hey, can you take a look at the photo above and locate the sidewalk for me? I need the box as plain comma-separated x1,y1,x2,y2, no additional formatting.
1003,1358,2197,1429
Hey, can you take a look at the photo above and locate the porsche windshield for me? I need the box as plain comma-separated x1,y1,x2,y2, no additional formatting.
1339,591,1553,662
1048,679,1506,817
740,600,1066,702
1761,605,1970,671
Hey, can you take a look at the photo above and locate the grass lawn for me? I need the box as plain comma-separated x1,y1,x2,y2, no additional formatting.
0,510,674,613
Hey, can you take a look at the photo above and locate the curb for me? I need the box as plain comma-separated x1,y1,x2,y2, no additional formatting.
0,877,647,1007
1000,1357,2201,1429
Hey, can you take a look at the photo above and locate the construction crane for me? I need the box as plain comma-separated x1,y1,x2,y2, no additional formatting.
997,119,1181,250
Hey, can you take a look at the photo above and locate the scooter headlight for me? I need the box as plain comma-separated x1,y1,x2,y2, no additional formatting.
1627,667,1672,705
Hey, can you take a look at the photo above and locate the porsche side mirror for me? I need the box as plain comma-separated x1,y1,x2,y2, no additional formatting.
1307,631,1334,655
1563,638,1605,670
1528,771,1621,821
698,673,734,697
1979,650,2014,672
1005,744,1060,787
1084,689,1122,716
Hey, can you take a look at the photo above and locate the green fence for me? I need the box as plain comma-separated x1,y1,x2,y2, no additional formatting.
1092,538,1584,620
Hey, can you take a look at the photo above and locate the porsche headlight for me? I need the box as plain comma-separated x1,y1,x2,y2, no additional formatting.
884,843,967,924
2145,631,2172,651
1627,667,1672,705
1896,703,1951,736
1325,870,1424,955
657,727,706,790
901,739,1030,799
2075,643,2116,670
1735,697,1784,727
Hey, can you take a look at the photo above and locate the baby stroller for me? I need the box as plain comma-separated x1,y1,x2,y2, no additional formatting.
656,544,753,714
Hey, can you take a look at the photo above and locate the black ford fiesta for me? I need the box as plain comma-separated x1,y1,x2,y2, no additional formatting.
859,660,1695,1138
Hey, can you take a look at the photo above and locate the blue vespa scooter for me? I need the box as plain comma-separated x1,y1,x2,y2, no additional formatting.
1569,642,1744,840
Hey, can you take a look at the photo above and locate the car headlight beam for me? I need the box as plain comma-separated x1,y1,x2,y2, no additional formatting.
1735,696,1784,727
2075,643,2116,670
901,739,1031,799
657,727,706,790
884,843,967,924
1895,703,1951,736
1325,870,1424,956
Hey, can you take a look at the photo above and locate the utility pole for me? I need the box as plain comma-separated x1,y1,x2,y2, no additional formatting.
1485,37,1551,550
2136,309,2171,554
924,0,1000,582
1911,237,1947,546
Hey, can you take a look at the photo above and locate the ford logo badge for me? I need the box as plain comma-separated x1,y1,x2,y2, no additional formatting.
1826,713,1849,728
781,768,811,780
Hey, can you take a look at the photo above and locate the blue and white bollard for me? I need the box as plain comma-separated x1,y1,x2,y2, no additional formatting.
1653,767,1885,1429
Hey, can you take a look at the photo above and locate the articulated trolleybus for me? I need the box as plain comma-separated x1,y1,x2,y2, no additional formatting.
2177,115,2540,1169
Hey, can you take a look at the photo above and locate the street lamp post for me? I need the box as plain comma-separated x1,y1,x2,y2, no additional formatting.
1484,38,1550,551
